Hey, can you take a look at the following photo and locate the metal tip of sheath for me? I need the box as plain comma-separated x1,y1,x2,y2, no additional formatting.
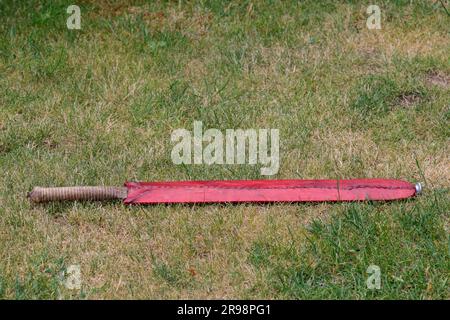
415,183,423,195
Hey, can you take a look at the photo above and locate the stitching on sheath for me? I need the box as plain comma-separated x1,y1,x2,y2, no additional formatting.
129,184,411,191
125,184,412,203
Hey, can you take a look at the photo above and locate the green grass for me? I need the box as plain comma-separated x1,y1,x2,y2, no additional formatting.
0,0,449,299
248,197,449,299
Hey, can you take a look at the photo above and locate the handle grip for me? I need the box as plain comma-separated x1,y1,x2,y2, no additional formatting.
28,186,127,203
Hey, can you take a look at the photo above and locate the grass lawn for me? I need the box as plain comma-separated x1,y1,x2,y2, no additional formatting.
0,0,449,299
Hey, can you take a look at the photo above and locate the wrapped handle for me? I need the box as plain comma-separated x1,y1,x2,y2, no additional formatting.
28,186,127,203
